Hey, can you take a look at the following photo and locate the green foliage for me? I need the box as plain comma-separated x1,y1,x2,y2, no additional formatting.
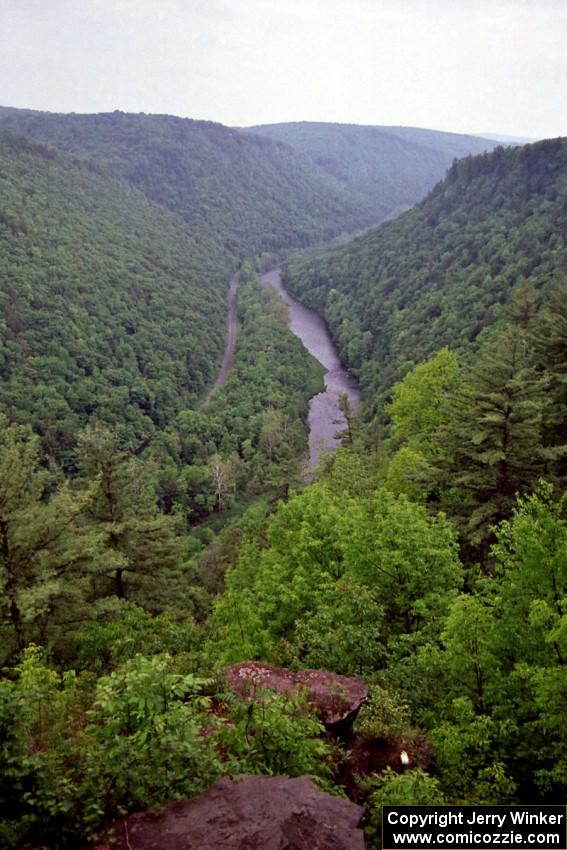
437,595,498,714
383,349,459,502
0,645,97,848
384,444,432,502
491,484,567,666
387,348,460,450
532,277,567,473
366,768,446,848
0,131,228,465
1,111,566,834
210,483,462,665
156,267,324,526
339,489,462,655
429,327,553,557
354,680,412,741
427,697,517,803
0,649,217,846
0,647,338,848
0,110,372,260
202,268,324,494
487,487,567,797
0,417,100,659
285,138,567,417
209,483,345,663
84,655,221,816
217,688,334,781
248,122,495,225
291,580,385,675
77,422,185,610
65,600,200,674
404,487,566,803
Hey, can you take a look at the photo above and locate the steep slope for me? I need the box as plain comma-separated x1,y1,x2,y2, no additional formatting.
247,122,497,222
284,138,567,411
0,109,377,255
0,130,230,463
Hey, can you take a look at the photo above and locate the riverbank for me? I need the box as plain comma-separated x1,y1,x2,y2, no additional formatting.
260,267,360,470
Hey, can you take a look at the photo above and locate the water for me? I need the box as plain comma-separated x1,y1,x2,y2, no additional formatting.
260,267,361,472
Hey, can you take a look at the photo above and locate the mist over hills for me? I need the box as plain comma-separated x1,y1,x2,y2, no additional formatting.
247,121,498,222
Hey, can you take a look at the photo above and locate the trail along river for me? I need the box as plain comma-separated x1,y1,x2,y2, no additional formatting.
260,267,361,471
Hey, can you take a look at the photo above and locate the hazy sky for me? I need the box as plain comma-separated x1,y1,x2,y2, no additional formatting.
2,0,566,138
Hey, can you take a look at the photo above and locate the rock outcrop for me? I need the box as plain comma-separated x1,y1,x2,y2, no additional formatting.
94,775,365,850
226,661,368,732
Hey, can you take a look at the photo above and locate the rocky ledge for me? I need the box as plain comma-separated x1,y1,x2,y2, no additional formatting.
226,661,369,733
94,774,365,850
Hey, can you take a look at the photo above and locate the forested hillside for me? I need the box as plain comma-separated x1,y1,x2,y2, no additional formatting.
248,122,497,222
1,113,566,849
0,130,230,466
0,108,377,256
284,138,567,412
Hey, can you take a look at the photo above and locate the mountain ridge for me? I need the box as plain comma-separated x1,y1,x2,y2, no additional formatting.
0,107,379,256
283,135,567,415
245,120,498,222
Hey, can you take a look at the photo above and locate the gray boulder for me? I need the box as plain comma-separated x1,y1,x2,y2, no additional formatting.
94,774,365,850
226,661,368,732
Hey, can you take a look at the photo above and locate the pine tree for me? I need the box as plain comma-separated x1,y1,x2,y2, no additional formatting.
531,277,567,473
76,423,183,611
333,393,355,446
433,327,552,559
0,417,99,660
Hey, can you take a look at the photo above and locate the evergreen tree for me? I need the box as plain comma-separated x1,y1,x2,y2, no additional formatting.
333,393,356,446
0,418,99,659
433,327,552,559
76,423,183,611
532,277,567,473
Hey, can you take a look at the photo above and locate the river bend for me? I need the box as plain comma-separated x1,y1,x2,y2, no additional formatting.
260,267,361,471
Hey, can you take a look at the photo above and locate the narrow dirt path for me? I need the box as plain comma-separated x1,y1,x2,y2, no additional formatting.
202,271,239,407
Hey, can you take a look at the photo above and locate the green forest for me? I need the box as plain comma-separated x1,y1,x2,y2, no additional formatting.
0,111,566,849
285,138,567,416
246,122,496,222
0,109,376,257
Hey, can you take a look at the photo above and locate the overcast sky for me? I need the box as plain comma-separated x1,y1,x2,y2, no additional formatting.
2,0,566,139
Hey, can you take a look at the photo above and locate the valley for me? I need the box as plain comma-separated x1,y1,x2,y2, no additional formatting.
260,266,361,470
0,109,565,850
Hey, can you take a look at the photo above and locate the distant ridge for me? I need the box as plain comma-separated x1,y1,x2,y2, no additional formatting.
0,107,378,258
284,136,567,412
477,132,538,144
246,121,498,223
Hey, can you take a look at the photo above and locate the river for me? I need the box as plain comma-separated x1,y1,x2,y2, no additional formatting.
260,267,361,471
